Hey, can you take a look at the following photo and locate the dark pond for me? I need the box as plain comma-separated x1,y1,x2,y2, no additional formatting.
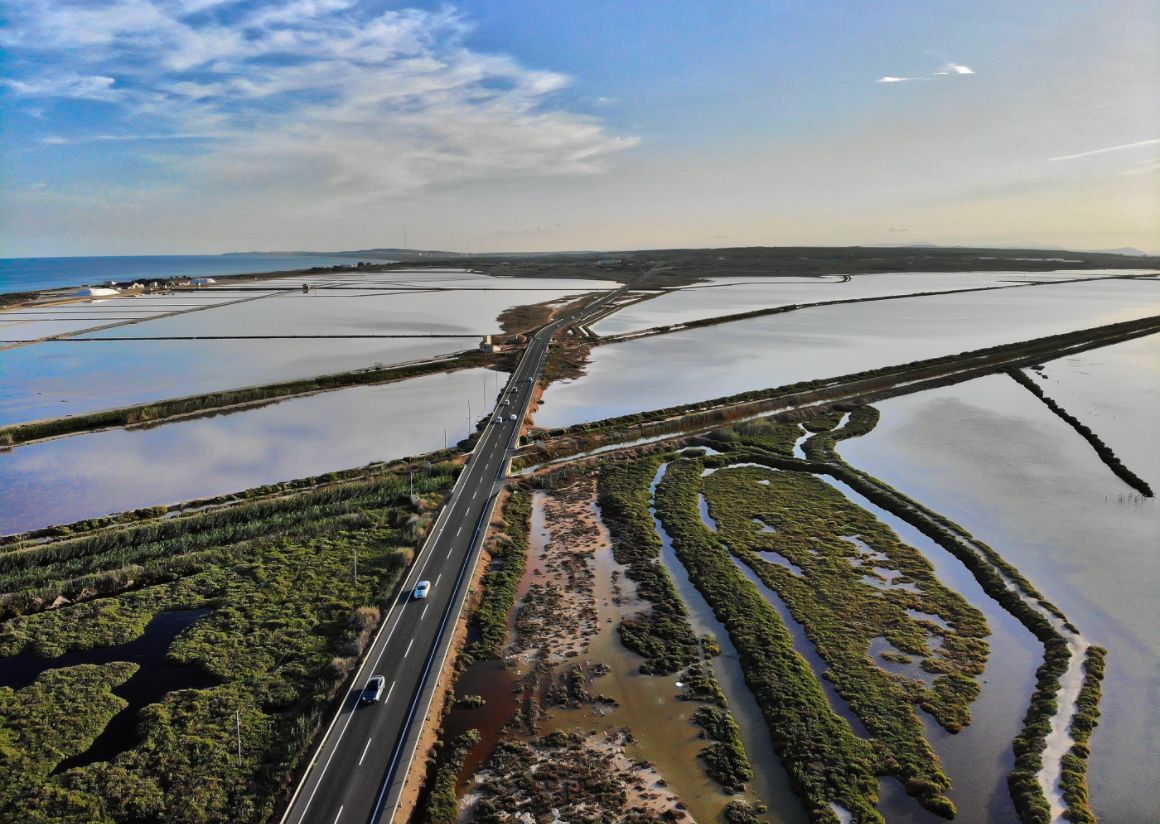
0,608,218,771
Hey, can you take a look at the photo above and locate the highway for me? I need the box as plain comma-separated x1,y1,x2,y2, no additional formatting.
279,285,626,824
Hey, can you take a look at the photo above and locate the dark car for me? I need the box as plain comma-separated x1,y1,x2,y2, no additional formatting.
360,674,386,704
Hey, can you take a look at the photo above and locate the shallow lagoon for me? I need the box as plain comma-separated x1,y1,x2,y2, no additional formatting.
85,286,594,339
839,374,1160,823
0,293,260,341
540,277,1160,428
1028,333,1160,491
0,337,472,426
592,271,1154,337
0,367,504,534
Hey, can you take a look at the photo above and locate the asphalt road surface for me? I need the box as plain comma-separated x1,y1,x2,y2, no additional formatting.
280,286,626,824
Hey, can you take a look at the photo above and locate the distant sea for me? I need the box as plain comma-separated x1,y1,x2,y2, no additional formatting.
0,254,390,296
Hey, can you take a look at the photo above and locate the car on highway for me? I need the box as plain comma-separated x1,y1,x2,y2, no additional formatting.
413,580,431,599
508,414,517,422
526,376,534,383
360,674,386,704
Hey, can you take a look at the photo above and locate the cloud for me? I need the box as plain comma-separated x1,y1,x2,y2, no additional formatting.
4,73,117,99
878,62,975,83
1119,160,1160,177
42,132,222,145
2,1,636,202
935,63,975,75
1047,138,1160,162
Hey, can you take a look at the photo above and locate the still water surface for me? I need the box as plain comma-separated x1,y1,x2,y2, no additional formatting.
1028,332,1160,491
0,368,505,534
540,278,1160,428
0,337,471,425
839,374,1159,823
593,271,1153,337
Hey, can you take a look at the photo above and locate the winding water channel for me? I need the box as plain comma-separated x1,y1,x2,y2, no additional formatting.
0,609,217,772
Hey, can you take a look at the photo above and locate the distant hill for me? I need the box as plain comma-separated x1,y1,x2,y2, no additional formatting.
222,248,468,260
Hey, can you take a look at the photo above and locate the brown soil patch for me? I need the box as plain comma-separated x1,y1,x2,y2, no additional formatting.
464,728,693,823
507,478,605,662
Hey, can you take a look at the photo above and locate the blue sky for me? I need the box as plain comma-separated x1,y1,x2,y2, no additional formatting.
2,0,1157,256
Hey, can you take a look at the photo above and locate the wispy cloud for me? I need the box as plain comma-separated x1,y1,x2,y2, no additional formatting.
4,73,118,99
878,62,975,84
1047,138,1160,162
2,1,637,200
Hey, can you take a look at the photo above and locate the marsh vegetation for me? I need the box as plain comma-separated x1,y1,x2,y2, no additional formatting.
0,457,455,823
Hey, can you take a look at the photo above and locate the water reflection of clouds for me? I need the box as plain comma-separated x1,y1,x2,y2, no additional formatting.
0,338,470,426
543,278,1160,428
0,368,505,534
88,287,602,339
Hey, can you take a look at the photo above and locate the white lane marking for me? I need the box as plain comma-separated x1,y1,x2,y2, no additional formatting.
456,525,463,536
358,739,373,766
404,639,414,658
435,573,442,588
333,807,343,824
447,547,453,559
387,681,396,702
421,604,429,620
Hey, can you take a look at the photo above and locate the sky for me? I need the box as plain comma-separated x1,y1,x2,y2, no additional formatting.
1,0,1158,257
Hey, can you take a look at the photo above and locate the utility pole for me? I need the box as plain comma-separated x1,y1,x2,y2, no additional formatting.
443,427,447,450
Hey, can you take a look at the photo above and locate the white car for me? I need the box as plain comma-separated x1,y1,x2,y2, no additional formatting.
413,580,431,600
509,414,517,422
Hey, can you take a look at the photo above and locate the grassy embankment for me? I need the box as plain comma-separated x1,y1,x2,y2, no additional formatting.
409,487,532,824
466,488,532,662
660,457,967,818
632,457,883,823
704,462,989,732
0,458,455,823
423,729,482,824
815,469,1081,824
708,413,1099,824
575,403,1108,823
597,458,700,674
0,351,493,448
1059,646,1106,823
527,462,754,797
515,314,1160,470
681,658,755,793
417,464,753,820
1007,368,1153,497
